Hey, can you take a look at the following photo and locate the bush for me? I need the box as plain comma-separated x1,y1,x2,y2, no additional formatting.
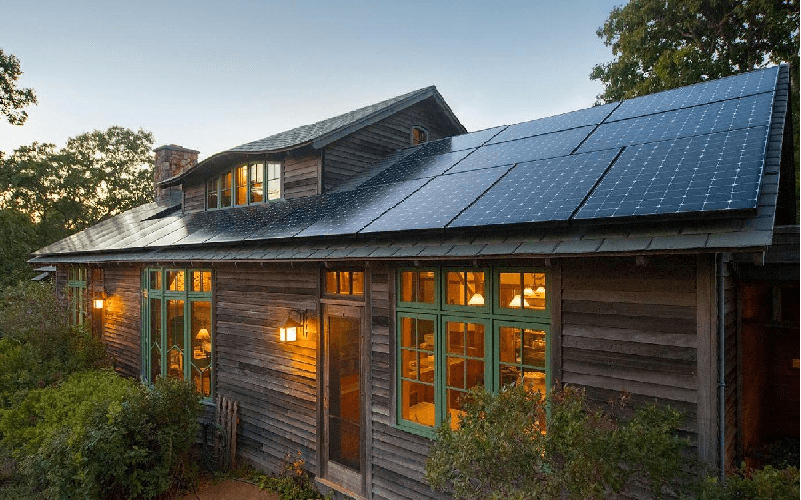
0,371,201,499
425,384,688,499
251,451,327,500
697,465,800,500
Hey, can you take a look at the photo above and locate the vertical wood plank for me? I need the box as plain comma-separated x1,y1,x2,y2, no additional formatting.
550,259,563,387
696,254,718,466
364,269,373,499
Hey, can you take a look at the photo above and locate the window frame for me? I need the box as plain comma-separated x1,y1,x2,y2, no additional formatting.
411,126,429,145
323,269,366,299
395,265,551,437
67,266,88,327
141,268,214,399
205,161,283,210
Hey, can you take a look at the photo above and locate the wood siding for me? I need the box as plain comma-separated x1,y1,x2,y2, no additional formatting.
183,182,205,214
561,256,701,449
323,98,461,192
102,265,142,378
214,263,320,474
723,261,738,469
284,152,321,199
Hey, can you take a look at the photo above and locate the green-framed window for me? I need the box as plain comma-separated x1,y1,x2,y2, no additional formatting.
67,266,88,326
396,266,550,436
324,270,365,297
141,268,213,398
206,161,282,210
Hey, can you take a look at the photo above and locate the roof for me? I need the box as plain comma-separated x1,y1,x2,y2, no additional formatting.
32,66,792,264
161,86,466,187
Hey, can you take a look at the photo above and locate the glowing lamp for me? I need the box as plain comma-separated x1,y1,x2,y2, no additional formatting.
280,316,303,342
93,298,104,309
196,328,211,353
467,293,485,306
508,294,531,308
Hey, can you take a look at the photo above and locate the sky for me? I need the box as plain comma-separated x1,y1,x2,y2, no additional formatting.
1,0,624,160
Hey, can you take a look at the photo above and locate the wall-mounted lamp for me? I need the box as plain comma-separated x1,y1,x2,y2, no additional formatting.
93,298,105,309
280,310,305,342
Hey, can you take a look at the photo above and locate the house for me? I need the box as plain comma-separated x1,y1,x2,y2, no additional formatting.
31,66,798,499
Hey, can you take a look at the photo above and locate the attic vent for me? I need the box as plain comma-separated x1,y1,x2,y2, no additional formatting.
411,126,429,145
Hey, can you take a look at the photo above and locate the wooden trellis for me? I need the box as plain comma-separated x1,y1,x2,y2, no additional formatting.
215,394,239,469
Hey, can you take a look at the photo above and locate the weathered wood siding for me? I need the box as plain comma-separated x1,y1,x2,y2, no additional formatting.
284,152,321,199
102,264,142,378
723,261,738,469
369,265,446,500
561,256,700,447
183,183,205,213
324,98,460,192
214,263,320,474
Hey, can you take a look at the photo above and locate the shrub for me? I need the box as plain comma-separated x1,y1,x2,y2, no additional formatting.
252,451,327,500
425,384,688,499
696,464,800,500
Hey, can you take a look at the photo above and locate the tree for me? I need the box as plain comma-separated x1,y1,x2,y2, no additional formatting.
591,0,799,103
0,127,154,283
0,48,37,125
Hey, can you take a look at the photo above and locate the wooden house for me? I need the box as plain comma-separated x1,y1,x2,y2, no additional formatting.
31,67,798,499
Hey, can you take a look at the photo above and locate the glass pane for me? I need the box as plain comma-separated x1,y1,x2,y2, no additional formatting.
328,315,360,471
167,271,184,291
339,272,351,294
524,272,546,310
267,178,280,200
325,272,337,295
466,359,485,388
191,301,212,397
220,172,232,207
467,272,485,306
418,320,434,351
166,300,184,380
402,350,418,380
150,298,161,382
250,163,264,203
466,323,484,358
400,272,414,302
499,326,518,363
500,365,521,387
267,162,280,181
401,380,434,427
447,322,464,355
446,272,465,305
419,271,435,303
206,178,218,209
419,352,434,383
500,272,522,309
202,271,212,292
447,357,465,389
352,272,364,295
447,390,465,430
522,329,546,368
523,370,547,396
234,165,248,205
400,317,416,348
149,270,161,290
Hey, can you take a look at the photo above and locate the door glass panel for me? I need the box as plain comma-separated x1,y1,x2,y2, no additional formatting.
150,298,161,382
328,315,360,471
166,300,184,380
190,301,212,397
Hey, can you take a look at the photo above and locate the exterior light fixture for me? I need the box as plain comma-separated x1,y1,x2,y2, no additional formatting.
93,298,105,309
280,311,305,342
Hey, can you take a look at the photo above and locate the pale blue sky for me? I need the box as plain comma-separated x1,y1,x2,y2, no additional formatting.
1,0,623,160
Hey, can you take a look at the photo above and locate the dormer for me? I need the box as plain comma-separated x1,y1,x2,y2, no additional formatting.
161,86,466,214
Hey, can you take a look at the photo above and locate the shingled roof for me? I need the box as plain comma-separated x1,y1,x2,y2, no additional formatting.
31,66,794,264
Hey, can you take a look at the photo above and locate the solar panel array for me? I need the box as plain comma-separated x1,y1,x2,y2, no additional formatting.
35,67,781,255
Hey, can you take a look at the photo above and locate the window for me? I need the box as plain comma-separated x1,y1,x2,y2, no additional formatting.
206,161,282,209
396,266,549,435
324,270,365,297
411,126,428,145
67,266,88,326
142,268,213,397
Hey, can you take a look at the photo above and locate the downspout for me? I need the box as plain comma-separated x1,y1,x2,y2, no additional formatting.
716,254,726,482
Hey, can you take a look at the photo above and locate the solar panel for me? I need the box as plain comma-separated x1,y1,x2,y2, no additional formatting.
361,165,513,233
578,92,774,154
607,66,779,122
414,126,507,157
449,148,621,228
488,102,618,144
447,126,594,174
297,179,429,237
360,148,476,187
575,126,768,220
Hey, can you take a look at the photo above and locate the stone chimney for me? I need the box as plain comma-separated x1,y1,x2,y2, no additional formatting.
153,144,199,205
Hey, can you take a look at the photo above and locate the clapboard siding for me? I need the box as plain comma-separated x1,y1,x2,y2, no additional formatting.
723,261,738,468
324,98,460,192
284,152,320,199
102,264,141,378
183,183,205,213
368,265,446,500
561,256,700,444
214,263,320,474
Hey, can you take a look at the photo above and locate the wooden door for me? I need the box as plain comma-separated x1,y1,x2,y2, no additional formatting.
323,304,365,495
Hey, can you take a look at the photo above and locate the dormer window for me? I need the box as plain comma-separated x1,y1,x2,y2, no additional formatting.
411,126,428,145
206,161,282,210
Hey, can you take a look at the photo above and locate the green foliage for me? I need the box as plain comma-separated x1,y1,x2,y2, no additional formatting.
1,373,201,500
696,464,800,500
0,209,37,287
425,385,688,499
251,452,328,500
0,281,108,408
591,0,799,103
0,48,37,125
